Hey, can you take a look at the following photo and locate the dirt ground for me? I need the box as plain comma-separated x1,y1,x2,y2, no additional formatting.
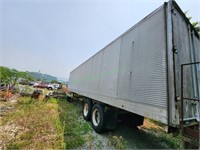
0,88,182,149
0,96,18,149
80,118,181,149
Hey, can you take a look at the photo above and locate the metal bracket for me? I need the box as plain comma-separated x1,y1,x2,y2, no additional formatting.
173,46,178,54
171,8,176,15
176,96,181,102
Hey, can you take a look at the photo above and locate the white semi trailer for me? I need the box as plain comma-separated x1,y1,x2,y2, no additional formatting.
68,0,199,148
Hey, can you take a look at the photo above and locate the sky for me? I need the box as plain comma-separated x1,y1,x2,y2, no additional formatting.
0,0,199,81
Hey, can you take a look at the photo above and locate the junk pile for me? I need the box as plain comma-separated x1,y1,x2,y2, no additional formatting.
45,91,68,99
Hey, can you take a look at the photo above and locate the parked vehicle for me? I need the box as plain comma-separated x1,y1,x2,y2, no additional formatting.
33,82,48,89
0,83,6,91
28,82,35,86
68,0,199,148
19,81,35,86
47,83,60,90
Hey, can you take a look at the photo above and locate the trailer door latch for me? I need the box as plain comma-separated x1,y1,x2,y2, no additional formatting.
173,46,178,54
176,96,180,102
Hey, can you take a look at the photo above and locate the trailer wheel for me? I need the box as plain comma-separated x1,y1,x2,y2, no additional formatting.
83,99,93,121
48,87,53,90
91,104,105,133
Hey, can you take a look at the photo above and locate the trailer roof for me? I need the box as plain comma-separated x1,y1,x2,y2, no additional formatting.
70,0,199,74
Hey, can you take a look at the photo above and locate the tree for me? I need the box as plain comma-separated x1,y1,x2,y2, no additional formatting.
191,22,200,34
51,80,58,83
19,71,34,82
0,66,34,85
0,66,12,84
10,69,20,85
185,11,200,34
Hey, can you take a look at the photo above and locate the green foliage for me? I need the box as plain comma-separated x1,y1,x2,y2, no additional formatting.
57,100,87,149
0,66,34,85
141,118,182,149
47,97,58,103
185,11,200,34
6,140,20,150
192,22,200,33
0,66,12,84
17,97,33,104
20,71,34,82
51,79,58,83
157,133,182,149
107,135,126,149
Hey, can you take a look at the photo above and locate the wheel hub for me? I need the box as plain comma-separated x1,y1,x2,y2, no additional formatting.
83,103,89,116
92,109,100,126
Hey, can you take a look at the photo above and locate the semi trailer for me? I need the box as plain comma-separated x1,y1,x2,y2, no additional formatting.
68,0,199,148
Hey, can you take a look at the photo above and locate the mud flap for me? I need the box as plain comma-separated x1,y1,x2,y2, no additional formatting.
105,108,118,130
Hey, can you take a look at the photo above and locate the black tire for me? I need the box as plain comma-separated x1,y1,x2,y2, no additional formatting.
82,99,93,121
48,87,53,90
91,104,105,133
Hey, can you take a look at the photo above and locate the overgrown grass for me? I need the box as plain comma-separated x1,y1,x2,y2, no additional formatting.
1,97,91,149
107,135,126,149
1,96,183,149
57,99,91,149
140,118,182,149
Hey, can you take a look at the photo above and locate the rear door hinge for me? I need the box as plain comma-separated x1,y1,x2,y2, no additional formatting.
173,46,178,54
171,7,176,15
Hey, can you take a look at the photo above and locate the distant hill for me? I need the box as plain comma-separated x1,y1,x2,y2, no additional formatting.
58,77,68,82
29,72,57,82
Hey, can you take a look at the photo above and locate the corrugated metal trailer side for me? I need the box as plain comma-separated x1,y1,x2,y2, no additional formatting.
68,0,200,130
69,4,168,124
